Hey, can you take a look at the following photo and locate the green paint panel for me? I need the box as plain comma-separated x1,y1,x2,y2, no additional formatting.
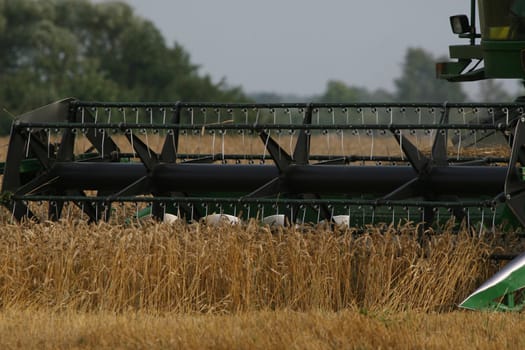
460,253,525,311
483,40,525,79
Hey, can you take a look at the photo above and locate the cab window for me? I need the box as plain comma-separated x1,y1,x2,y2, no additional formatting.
479,0,525,39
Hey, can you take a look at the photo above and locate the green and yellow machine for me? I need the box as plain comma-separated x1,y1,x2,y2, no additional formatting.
2,0,525,311
438,0,525,82
439,0,525,311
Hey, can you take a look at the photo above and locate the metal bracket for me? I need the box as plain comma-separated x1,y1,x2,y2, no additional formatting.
160,102,181,163
504,118,525,226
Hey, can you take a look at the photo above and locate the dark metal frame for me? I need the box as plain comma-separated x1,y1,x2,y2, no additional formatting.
2,99,524,227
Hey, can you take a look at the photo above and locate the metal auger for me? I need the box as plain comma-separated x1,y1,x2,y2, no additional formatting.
1,98,524,232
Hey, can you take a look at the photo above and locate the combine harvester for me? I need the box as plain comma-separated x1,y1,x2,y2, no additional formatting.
2,0,525,310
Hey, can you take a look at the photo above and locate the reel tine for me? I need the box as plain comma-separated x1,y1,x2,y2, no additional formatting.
47,127,52,158
369,128,375,161
340,108,346,157
104,201,112,222
492,206,497,233
25,131,32,158
10,202,16,223
144,128,152,159
93,107,99,134
479,207,485,237
287,108,294,156
48,200,64,221
467,207,471,232
221,126,226,163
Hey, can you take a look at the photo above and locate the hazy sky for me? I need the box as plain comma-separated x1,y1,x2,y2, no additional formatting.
118,0,488,96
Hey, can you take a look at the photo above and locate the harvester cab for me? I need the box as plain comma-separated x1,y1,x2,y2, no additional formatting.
437,0,525,82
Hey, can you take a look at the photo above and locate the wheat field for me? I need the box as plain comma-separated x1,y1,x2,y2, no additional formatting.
0,220,500,313
0,219,521,348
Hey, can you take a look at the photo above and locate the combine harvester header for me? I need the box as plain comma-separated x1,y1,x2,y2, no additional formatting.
3,99,522,229
3,0,525,311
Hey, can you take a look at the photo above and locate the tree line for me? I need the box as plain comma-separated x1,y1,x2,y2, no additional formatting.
0,0,520,134
252,48,518,104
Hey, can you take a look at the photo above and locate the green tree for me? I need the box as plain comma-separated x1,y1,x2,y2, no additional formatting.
394,47,467,102
318,80,366,102
0,0,248,133
317,80,394,103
